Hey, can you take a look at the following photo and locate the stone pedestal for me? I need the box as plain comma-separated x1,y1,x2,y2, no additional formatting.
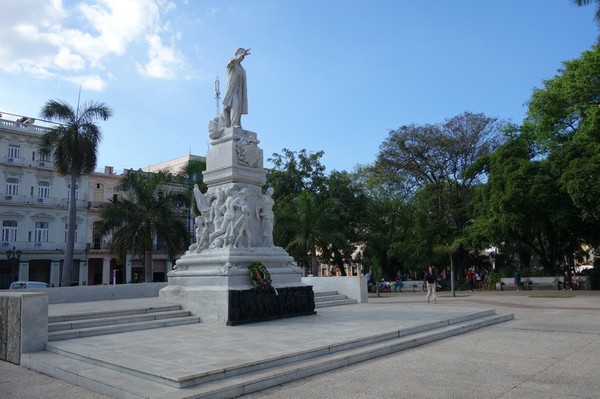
160,126,315,325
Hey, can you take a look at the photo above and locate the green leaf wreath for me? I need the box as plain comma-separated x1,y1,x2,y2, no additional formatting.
248,262,272,290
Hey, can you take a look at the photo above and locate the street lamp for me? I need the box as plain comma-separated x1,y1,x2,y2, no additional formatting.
6,246,22,266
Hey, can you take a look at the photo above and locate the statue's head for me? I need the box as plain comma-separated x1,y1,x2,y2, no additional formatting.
235,48,246,56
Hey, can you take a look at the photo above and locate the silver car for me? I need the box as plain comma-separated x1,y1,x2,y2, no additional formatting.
8,281,49,289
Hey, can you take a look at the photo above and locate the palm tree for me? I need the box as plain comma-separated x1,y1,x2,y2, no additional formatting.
178,158,207,190
99,170,189,282
38,99,112,287
176,158,207,244
572,0,600,26
282,190,345,276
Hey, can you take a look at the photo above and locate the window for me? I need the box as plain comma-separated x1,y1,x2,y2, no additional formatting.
64,223,78,243
39,153,50,162
38,181,50,198
67,184,79,200
6,178,19,195
1,220,17,242
8,145,20,159
34,222,49,242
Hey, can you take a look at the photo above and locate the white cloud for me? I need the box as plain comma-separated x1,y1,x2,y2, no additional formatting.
76,0,159,62
55,48,86,71
137,33,185,79
0,0,186,85
65,74,107,91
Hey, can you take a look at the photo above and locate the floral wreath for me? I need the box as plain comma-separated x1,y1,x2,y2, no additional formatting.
248,262,272,290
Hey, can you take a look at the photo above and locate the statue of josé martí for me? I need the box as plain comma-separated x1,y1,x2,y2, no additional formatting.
209,48,250,138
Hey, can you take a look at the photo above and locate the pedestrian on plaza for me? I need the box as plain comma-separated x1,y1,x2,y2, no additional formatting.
475,272,482,289
425,265,438,304
466,269,475,292
514,270,522,291
563,271,573,290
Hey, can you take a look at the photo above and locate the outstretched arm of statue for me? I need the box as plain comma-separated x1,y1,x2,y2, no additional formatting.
193,185,210,214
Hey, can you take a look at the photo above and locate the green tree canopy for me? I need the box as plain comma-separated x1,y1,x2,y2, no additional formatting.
99,170,189,282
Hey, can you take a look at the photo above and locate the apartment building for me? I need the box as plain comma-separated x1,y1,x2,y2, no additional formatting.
1,113,200,288
0,114,89,288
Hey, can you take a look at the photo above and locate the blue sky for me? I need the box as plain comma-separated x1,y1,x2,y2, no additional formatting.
0,0,598,174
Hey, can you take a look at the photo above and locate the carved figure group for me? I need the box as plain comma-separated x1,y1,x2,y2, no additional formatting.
188,185,275,253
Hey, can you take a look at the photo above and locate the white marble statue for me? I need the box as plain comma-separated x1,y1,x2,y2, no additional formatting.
222,48,250,129
233,205,251,248
257,187,275,247
193,184,210,214
210,188,238,246
187,185,211,253
195,215,210,252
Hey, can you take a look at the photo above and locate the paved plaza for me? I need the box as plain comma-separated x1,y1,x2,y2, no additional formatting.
1,290,599,399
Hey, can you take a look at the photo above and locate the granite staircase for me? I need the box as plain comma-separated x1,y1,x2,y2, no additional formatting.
23,307,513,399
48,304,200,341
314,290,357,308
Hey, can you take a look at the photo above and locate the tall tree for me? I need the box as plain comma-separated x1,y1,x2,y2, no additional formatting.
99,170,189,282
469,136,584,274
523,46,600,221
323,170,369,275
376,112,505,294
267,148,328,248
278,190,345,276
38,99,112,286
572,0,600,26
353,164,413,278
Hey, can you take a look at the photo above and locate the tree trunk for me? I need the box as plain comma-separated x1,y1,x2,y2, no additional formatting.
310,256,319,277
450,253,456,297
61,173,78,287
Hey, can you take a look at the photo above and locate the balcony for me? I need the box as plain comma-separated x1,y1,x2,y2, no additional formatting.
37,160,53,169
1,241,87,252
3,155,25,165
0,119,53,135
34,196,57,206
1,194,26,204
59,198,88,209
88,201,108,209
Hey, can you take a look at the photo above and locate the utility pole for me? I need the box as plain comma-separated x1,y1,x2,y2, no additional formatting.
214,75,221,117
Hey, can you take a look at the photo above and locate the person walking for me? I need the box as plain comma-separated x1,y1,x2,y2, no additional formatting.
514,270,522,292
563,271,573,290
425,266,438,304
466,269,475,292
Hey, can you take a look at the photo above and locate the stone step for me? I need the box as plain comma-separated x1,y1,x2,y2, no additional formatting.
49,309,194,332
315,298,357,308
314,294,347,302
313,291,357,308
48,304,183,323
22,311,513,399
48,315,201,341
313,291,338,297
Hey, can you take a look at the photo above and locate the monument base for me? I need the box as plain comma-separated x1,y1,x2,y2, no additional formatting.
228,286,315,326
159,247,315,325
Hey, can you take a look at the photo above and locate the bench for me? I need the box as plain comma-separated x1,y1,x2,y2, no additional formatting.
392,282,421,292
497,277,558,291
497,276,591,291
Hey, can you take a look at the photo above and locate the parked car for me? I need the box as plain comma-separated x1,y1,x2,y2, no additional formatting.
8,281,49,289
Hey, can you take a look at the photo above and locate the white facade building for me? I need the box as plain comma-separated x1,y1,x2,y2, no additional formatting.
1,111,205,288
0,114,88,288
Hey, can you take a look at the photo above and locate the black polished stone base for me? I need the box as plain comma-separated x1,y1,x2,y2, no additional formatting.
227,286,316,326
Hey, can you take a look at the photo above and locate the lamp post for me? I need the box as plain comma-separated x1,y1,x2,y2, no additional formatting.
6,246,22,281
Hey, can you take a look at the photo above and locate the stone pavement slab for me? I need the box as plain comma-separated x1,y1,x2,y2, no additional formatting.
1,290,599,399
